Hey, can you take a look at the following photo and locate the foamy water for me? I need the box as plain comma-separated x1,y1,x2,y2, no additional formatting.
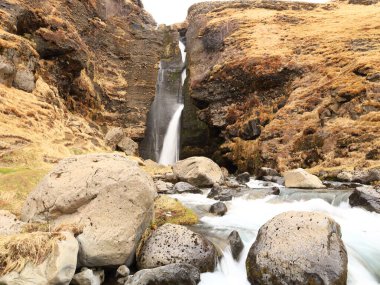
172,183,380,285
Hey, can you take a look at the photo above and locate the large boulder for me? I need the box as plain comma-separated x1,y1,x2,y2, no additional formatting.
246,211,347,285
21,153,156,267
0,231,78,285
173,157,223,187
284,168,326,189
137,224,216,273
349,186,380,213
126,264,201,285
0,210,25,235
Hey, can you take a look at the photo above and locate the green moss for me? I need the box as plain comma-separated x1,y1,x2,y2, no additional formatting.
153,195,199,227
0,168,20,175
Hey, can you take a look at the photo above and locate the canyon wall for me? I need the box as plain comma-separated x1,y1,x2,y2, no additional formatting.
0,0,169,167
181,0,380,175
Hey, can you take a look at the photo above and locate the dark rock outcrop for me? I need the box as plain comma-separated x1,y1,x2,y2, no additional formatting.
228,230,244,261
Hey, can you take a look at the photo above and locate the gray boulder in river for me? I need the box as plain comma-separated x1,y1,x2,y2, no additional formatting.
21,153,156,267
137,223,217,273
173,156,224,187
126,264,200,285
246,211,347,285
349,186,380,213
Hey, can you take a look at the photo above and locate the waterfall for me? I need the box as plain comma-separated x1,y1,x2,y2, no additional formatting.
139,40,186,162
158,42,186,165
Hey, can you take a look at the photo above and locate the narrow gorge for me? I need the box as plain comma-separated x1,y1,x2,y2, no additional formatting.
0,0,379,285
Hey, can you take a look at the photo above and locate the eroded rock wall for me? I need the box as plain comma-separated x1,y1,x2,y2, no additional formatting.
182,0,380,175
0,0,166,166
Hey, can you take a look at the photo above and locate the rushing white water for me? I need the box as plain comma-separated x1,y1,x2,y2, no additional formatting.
159,104,184,165
172,183,380,285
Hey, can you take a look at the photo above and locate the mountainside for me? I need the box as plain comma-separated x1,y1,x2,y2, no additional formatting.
181,0,380,176
0,0,172,168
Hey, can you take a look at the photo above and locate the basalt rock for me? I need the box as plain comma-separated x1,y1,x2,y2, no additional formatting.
228,230,244,261
349,186,380,213
181,0,380,175
137,224,217,273
209,202,228,216
246,211,348,285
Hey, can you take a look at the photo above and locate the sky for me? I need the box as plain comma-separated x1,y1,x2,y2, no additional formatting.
141,0,329,25
141,0,215,25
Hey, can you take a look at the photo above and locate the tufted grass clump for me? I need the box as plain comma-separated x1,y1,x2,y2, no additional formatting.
0,232,65,276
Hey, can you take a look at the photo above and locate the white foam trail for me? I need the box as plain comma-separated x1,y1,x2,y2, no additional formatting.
172,187,380,285
158,104,184,165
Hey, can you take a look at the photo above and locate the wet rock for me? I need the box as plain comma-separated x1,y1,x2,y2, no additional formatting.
236,172,250,184
284,168,326,189
0,210,25,235
0,232,78,285
262,176,285,185
224,179,241,188
246,211,347,285
349,186,380,213
209,202,228,216
257,167,280,178
228,231,244,261
155,180,174,194
71,268,105,285
271,186,281,195
137,224,216,273
207,184,233,201
22,153,156,267
117,137,139,156
349,0,379,5
126,264,200,285
173,156,224,187
173,182,202,194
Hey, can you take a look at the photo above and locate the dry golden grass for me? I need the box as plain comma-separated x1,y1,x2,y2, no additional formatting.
0,232,64,276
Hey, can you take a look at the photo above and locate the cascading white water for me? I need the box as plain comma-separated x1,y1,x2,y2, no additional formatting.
172,182,380,285
158,41,187,165
159,104,184,164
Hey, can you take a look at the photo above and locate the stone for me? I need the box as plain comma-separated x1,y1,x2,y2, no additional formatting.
262,176,285,185
284,168,326,189
246,211,348,285
0,210,25,235
236,172,250,184
337,169,380,184
173,156,223,187
125,264,201,285
71,268,105,285
116,265,130,278
0,232,78,285
21,153,156,267
105,127,124,149
137,224,216,273
221,167,229,179
349,186,380,213
228,230,244,261
240,119,261,140
13,67,36,92
271,186,281,195
257,167,280,179
209,202,227,216
117,136,139,156
155,180,174,194
207,184,233,201
173,182,202,194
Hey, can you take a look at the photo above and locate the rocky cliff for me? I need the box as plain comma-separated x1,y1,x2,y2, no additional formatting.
181,0,380,176
0,0,173,168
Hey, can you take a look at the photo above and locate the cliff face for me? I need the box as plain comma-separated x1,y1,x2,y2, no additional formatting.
182,0,380,175
0,0,166,167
